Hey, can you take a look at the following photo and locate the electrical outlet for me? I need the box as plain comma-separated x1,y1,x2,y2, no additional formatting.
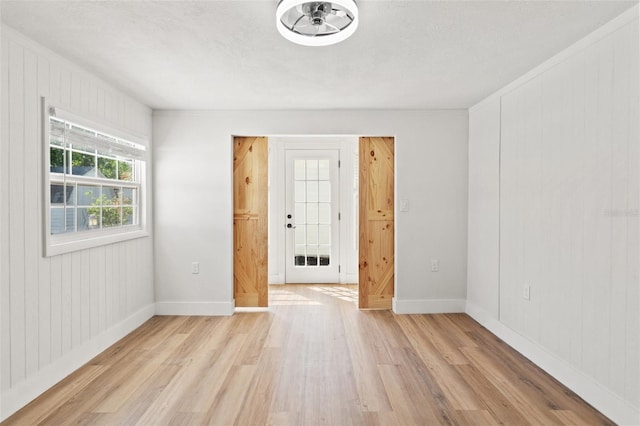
523,284,530,300
431,259,439,272
192,262,199,274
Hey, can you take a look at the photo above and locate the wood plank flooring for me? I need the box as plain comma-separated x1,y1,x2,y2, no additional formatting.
4,285,612,425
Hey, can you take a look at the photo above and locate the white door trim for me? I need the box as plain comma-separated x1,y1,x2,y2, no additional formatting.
268,137,358,284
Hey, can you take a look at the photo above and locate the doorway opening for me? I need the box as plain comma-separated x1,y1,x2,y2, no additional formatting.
268,136,358,287
233,136,395,310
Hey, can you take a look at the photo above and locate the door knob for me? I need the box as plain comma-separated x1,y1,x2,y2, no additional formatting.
287,223,296,229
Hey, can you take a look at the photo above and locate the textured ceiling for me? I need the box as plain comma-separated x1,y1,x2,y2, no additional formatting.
1,0,637,110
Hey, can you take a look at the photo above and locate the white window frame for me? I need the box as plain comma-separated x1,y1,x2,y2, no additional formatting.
42,98,149,257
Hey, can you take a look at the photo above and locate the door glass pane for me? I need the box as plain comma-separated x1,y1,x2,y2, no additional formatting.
295,245,306,266
306,160,318,180
295,203,306,224
306,204,318,224
318,160,330,180
318,203,331,224
294,181,305,202
319,225,331,245
319,245,330,265
306,181,318,202
306,245,318,266
294,160,306,180
319,181,330,202
295,227,305,244
307,225,318,244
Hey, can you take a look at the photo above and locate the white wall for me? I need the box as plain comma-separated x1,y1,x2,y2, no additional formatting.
153,110,468,315
0,26,154,421
467,7,639,425
467,98,501,318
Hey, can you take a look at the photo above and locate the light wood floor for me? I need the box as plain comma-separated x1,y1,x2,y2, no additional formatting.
4,285,612,425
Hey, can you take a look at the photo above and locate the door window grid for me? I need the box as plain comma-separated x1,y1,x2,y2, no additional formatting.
294,159,331,267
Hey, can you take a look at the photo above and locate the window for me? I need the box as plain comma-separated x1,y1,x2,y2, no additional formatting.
45,103,148,256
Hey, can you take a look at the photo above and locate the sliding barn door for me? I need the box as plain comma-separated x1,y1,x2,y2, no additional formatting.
359,137,394,309
233,136,268,307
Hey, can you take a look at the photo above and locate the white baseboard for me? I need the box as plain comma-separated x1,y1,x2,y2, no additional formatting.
341,273,358,284
155,300,235,316
0,303,155,422
268,273,285,284
392,298,466,314
465,301,640,426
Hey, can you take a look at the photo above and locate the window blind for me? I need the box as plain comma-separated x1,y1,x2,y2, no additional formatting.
49,108,147,160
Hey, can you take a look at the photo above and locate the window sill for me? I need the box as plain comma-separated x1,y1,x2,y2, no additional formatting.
45,227,149,257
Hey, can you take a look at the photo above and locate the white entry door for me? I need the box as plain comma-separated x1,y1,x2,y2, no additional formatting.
285,149,340,283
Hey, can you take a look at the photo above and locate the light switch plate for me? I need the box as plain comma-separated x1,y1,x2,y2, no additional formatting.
431,259,439,272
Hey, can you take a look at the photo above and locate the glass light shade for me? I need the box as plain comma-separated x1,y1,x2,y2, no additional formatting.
276,0,359,47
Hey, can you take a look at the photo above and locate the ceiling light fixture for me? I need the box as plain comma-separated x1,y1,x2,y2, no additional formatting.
276,0,358,47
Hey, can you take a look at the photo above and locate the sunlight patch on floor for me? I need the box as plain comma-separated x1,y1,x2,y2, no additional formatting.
269,289,322,306
268,284,358,306
308,285,357,303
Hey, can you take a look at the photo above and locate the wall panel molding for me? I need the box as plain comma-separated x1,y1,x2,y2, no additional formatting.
0,24,154,421
468,6,639,424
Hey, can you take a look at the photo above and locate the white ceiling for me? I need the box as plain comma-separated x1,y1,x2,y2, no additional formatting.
1,0,637,110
